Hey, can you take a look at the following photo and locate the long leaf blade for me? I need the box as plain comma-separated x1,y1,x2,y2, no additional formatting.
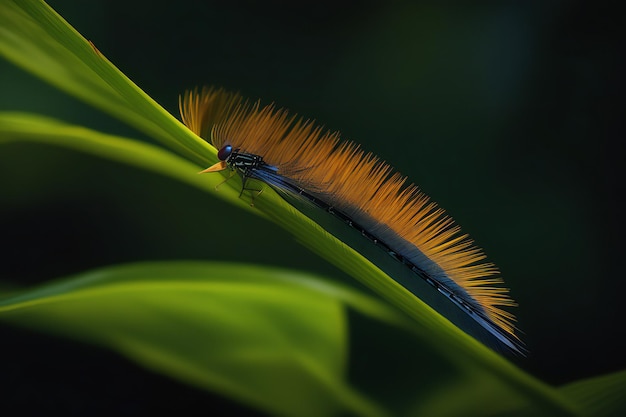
0,0,211,164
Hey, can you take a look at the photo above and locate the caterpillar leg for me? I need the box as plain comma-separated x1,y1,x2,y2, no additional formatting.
240,176,264,206
215,170,236,191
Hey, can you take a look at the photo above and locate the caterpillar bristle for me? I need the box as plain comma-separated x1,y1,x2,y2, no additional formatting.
180,87,520,347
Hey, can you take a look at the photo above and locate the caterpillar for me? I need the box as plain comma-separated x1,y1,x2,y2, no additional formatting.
180,87,523,354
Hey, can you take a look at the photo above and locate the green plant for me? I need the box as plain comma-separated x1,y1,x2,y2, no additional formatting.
1,1,624,416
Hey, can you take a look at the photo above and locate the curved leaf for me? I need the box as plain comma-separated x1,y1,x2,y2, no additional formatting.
0,111,253,214
0,0,211,164
0,261,392,417
559,370,626,417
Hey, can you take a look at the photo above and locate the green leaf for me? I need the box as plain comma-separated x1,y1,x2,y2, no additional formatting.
0,0,211,164
0,261,392,417
0,111,254,214
558,370,626,417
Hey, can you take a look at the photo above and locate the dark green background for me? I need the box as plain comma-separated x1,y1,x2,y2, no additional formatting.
1,0,624,415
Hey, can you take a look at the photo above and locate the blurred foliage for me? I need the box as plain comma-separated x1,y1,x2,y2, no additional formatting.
0,261,398,417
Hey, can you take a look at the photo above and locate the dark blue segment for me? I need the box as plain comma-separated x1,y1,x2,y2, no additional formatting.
225,148,526,355
217,145,233,161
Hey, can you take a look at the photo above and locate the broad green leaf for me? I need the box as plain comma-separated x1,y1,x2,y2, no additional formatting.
558,370,626,417
0,261,392,417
